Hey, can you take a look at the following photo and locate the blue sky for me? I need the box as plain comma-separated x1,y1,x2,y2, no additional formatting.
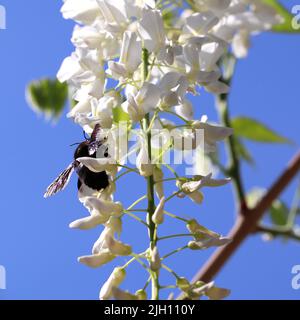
0,0,300,300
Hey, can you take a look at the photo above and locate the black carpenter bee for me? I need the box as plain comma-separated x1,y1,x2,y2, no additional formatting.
44,124,110,198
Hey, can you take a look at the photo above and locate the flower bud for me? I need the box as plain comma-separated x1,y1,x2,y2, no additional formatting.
136,145,154,177
153,167,164,200
187,219,219,240
188,237,231,250
99,267,126,300
152,197,165,225
150,246,161,271
206,286,231,300
176,277,190,292
112,287,137,300
135,289,147,300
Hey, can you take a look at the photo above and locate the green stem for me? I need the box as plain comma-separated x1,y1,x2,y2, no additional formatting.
121,257,136,269
127,195,147,211
158,233,196,241
162,245,188,260
217,54,246,210
164,110,190,124
159,285,177,289
164,210,189,223
256,224,300,242
161,264,180,279
164,190,183,203
143,276,152,291
142,48,159,300
123,210,149,227
113,169,132,183
127,209,148,212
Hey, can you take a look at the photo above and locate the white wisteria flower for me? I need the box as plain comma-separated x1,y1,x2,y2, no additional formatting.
192,116,234,152
138,8,167,58
108,31,142,81
52,0,284,301
76,157,118,174
122,82,161,122
79,217,131,268
69,197,123,230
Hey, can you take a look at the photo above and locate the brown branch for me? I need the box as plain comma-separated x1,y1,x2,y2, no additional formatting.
190,150,300,284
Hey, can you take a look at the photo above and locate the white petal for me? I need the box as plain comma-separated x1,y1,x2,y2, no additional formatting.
84,197,123,216
69,214,109,230
57,55,82,83
174,100,194,121
67,98,92,118
106,236,132,256
61,0,101,24
78,250,115,268
77,157,117,174
185,12,219,35
119,31,142,73
136,82,161,114
205,80,230,94
138,9,166,53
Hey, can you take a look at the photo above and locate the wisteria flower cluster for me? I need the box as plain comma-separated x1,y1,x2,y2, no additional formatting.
51,0,282,300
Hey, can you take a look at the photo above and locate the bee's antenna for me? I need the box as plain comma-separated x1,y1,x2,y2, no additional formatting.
83,131,89,140
70,142,81,147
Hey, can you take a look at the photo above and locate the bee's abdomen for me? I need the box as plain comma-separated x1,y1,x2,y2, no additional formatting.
77,166,109,191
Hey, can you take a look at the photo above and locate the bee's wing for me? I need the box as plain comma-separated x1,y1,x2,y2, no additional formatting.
44,163,75,198
90,123,101,142
88,124,107,156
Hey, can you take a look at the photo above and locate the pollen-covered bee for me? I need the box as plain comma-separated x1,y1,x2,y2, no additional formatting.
44,124,109,198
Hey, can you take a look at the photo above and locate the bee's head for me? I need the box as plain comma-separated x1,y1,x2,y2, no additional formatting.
74,141,90,160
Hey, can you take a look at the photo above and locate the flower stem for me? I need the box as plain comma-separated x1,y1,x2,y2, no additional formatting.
162,245,188,260
158,233,195,241
164,210,189,223
123,210,149,227
127,195,147,210
217,54,246,210
142,47,159,300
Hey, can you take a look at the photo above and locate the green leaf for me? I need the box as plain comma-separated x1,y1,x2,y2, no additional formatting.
234,138,254,164
269,200,289,226
231,117,291,144
27,79,68,118
263,0,300,33
113,106,130,123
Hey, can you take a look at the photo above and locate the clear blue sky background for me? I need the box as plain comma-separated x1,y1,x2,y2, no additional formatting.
0,0,300,300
